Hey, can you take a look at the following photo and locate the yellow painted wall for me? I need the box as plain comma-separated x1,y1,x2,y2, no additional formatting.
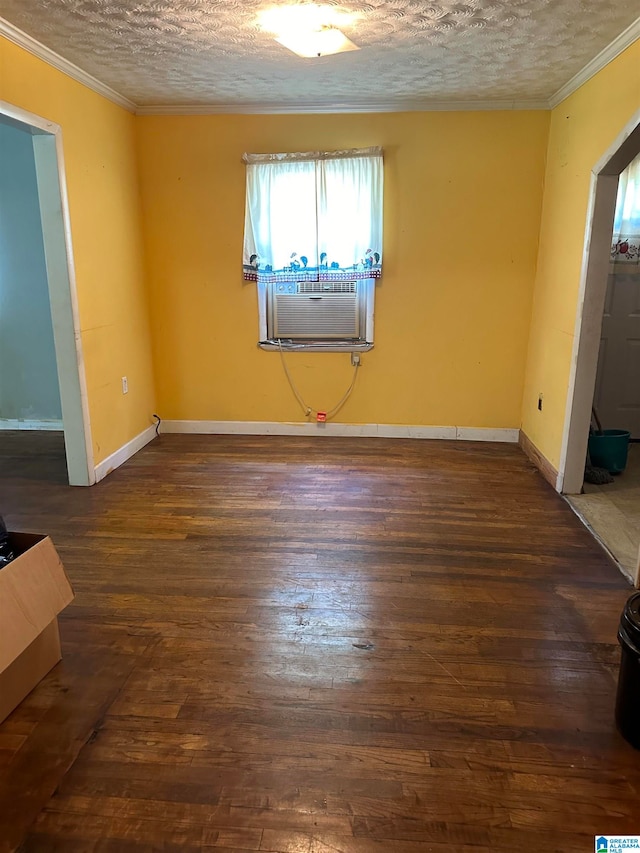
0,38,156,464
522,41,640,468
137,111,548,427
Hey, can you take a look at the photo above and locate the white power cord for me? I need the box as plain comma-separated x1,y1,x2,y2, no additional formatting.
278,339,312,417
278,339,360,420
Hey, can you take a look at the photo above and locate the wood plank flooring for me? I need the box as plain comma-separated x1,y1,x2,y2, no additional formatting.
0,431,638,852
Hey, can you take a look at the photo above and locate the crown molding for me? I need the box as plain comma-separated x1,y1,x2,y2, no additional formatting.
135,98,550,116
549,15,640,108
1,10,637,118
0,16,135,113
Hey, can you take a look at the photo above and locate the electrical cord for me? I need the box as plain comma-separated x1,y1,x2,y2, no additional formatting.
278,339,311,417
325,366,359,418
278,339,360,420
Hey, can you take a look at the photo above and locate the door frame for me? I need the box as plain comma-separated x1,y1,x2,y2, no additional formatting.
557,108,640,495
0,99,94,486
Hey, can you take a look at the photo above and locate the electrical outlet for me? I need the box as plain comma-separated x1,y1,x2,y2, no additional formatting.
351,353,361,367
122,376,128,395
538,393,543,411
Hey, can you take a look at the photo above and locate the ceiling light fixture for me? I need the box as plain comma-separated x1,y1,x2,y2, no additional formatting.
275,25,358,58
258,4,360,58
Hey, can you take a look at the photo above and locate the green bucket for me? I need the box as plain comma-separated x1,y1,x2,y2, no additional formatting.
588,429,631,474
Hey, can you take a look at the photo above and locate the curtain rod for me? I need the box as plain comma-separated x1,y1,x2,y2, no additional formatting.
242,147,383,164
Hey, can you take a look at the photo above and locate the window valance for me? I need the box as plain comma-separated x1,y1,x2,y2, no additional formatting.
242,147,383,284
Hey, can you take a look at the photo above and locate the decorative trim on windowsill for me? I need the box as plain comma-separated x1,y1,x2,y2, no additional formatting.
160,420,520,442
258,341,374,353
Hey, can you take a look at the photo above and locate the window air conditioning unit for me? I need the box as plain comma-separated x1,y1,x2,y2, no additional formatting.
267,281,366,341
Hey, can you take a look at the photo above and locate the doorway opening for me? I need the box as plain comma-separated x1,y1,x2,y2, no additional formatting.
593,151,640,441
560,108,640,584
559,109,640,495
0,101,93,486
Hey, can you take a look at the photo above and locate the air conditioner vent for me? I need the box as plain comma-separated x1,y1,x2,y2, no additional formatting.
267,280,367,341
297,281,356,294
274,294,359,339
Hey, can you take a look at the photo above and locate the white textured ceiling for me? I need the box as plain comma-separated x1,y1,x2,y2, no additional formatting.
0,0,638,109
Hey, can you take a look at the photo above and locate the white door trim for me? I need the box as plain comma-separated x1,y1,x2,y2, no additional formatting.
0,99,94,485
558,108,640,494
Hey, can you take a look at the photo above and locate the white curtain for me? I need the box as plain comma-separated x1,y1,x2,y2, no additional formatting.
612,155,640,264
243,148,383,283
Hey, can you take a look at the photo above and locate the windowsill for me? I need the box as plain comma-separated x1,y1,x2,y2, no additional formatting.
258,341,374,353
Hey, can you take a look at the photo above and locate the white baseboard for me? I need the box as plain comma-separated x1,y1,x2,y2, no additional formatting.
94,424,157,483
160,420,519,443
0,418,63,431
455,427,519,442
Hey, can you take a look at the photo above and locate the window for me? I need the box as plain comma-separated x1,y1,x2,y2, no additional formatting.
242,147,383,350
612,154,640,265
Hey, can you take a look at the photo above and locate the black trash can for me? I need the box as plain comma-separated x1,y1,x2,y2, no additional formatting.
615,591,640,749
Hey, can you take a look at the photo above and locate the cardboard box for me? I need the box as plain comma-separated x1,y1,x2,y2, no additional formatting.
0,533,74,724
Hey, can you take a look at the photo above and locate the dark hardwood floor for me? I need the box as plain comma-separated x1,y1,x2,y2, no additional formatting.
0,430,638,852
